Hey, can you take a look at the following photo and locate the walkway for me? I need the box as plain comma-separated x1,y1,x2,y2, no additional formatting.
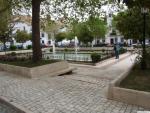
0,54,148,113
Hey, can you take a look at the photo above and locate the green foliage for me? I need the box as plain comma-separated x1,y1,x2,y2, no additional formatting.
91,52,101,63
66,32,75,40
87,16,107,38
76,22,94,44
122,0,150,8
27,45,32,49
49,48,53,52
3,0,108,62
0,0,12,45
64,48,68,52
55,32,67,42
9,45,17,51
69,16,107,44
10,52,16,56
113,7,150,39
120,48,127,54
15,30,31,43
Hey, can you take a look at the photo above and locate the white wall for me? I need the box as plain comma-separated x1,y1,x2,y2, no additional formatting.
13,21,53,48
13,22,32,34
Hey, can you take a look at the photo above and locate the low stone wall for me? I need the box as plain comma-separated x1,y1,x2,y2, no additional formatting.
0,96,33,113
107,65,150,109
0,61,72,78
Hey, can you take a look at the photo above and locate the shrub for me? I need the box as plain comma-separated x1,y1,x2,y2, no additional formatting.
49,48,53,52
102,49,105,53
120,48,127,54
27,45,32,49
10,45,17,51
10,52,17,56
64,48,68,52
91,53,101,63
47,56,49,60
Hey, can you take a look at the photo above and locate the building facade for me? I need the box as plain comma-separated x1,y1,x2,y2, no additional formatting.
13,16,52,49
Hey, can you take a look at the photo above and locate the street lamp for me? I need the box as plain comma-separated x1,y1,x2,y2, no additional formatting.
141,7,149,70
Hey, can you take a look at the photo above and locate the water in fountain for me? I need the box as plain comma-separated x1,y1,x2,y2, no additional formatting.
74,36,79,58
52,39,56,55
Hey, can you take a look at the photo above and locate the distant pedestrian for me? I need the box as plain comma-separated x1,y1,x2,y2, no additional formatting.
114,43,120,59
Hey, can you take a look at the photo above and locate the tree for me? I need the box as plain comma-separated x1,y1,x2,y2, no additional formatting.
68,16,107,45
121,0,150,8
114,7,150,69
55,32,67,42
15,30,31,43
87,16,107,39
0,0,13,52
2,0,108,62
113,8,144,39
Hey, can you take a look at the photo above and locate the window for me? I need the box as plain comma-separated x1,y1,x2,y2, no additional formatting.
102,39,105,43
121,38,124,43
109,14,112,17
41,33,45,37
42,40,44,44
23,26,26,31
115,38,118,43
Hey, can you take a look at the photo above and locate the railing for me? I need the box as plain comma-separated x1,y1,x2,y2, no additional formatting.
3,50,116,62
43,53,92,61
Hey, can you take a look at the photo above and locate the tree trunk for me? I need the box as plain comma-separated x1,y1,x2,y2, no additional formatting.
32,0,42,62
141,13,147,70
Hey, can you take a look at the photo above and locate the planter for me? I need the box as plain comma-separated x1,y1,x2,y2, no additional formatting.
107,64,150,109
0,61,73,78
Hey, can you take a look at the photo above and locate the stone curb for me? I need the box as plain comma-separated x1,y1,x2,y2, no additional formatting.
0,96,33,113
0,61,73,78
107,55,150,109
95,52,132,69
70,53,132,69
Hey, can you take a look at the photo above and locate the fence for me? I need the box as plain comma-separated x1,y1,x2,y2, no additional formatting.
43,53,92,62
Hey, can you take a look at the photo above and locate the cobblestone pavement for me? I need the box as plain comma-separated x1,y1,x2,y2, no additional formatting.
0,102,20,113
0,55,149,113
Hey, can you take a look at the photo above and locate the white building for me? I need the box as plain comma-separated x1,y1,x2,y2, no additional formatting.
13,15,52,49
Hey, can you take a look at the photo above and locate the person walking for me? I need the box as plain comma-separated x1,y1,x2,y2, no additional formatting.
114,43,120,59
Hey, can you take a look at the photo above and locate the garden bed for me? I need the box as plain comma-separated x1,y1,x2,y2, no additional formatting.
0,60,57,68
0,60,73,78
107,63,150,109
120,66,150,92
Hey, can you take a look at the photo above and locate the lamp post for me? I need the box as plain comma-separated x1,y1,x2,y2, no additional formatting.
141,7,149,70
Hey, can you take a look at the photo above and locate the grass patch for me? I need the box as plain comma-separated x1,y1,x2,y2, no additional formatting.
0,60,58,68
120,65,150,92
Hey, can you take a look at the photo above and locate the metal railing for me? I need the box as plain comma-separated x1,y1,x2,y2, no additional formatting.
43,53,92,61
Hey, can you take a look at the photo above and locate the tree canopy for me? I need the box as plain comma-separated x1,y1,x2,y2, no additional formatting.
55,32,67,42
14,30,31,43
68,16,107,44
0,0,13,46
120,0,150,8
113,7,150,39
0,0,110,62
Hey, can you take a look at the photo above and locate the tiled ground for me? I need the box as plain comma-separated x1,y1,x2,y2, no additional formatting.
0,55,149,113
0,102,20,113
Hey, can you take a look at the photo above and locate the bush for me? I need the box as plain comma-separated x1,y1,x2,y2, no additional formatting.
10,52,17,56
91,53,101,63
102,49,105,53
49,48,53,52
120,48,127,54
10,45,17,51
64,48,68,52
27,45,32,49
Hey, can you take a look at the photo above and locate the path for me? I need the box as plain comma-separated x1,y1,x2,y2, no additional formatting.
0,54,149,113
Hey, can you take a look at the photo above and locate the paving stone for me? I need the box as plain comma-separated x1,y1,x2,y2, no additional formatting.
0,55,149,113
